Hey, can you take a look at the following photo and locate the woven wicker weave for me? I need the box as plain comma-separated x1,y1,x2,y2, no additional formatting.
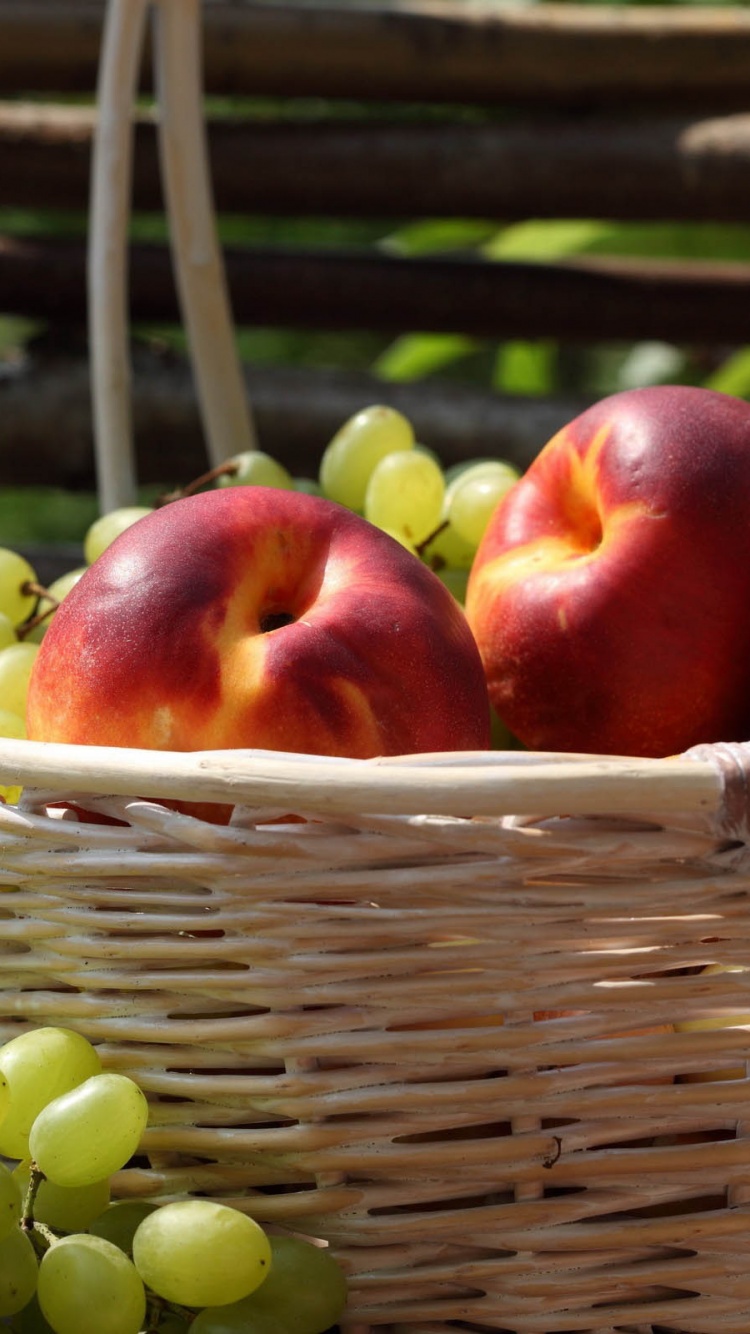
3,737,750,1332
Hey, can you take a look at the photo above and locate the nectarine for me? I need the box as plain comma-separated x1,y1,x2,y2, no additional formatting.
466,385,750,756
27,487,491,760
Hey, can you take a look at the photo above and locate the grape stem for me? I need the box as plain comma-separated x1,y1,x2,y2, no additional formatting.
20,581,51,601
156,459,239,507
20,1164,56,1258
17,582,60,641
415,518,449,563
144,1292,196,1331
20,1162,45,1228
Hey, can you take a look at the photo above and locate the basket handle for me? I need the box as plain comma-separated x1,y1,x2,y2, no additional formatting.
89,0,257,515
0,736,729,823
682,740,750,841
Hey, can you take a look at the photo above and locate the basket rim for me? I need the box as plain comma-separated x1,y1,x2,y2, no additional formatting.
0,735,725,822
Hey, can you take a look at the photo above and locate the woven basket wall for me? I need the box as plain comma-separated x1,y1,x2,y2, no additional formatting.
3,738,750,1333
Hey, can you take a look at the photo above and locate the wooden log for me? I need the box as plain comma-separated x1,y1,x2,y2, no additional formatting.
3,234,750,345
5,102,750,223
6,1,750,111
0,341,587,489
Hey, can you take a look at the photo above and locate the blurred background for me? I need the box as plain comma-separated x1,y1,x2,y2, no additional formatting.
3,0,750,572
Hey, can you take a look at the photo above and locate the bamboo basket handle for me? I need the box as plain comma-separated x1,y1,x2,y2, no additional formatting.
89,0,257,515
152,0,258,468
0,737,735,824
88,0,150,512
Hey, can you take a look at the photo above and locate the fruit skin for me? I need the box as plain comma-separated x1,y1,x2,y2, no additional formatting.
27,487,490,761
466,385,750,757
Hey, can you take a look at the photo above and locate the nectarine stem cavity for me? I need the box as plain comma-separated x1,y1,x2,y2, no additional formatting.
259,611,295,633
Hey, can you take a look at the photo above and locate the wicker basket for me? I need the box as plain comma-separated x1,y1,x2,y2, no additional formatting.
3,736,750,1333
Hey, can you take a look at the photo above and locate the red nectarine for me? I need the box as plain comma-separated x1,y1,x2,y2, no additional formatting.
27,487,491,760
466,385,750,757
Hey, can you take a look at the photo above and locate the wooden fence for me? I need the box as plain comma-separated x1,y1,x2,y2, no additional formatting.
3,0,750,503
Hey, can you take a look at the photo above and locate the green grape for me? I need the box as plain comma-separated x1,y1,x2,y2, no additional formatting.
448,461,520,547
8,1292,56,1333
443,456,502,485
420,518,477,572
153,1317,192,1334
0,1227,39,1317
189,1306,285,1334
0,549,37,629
218,451,294,491
0,708,27,805
0,1163,22,1241
132,1200,272,1308
83,508,153,565
443,458,515,505
29,1073,148,1189
421,461,507,570
13,1162,110,1233
191,1235,348,1334
37,1234,146,1334
364,450,445,546
0,643,39,720
0,1027,102,1161
23,569,87,645
319,404,414,511
292,477,321,496
88,1200,158,1256
0,707,27,741
0,612,17,651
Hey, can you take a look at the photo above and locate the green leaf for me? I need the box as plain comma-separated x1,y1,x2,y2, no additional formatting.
493,340,557,395
704,347,750,398
0,318,43,357
373,332,480,382
485,219,750,264
0,488,98,544
484,220,611,261
380,219,499,258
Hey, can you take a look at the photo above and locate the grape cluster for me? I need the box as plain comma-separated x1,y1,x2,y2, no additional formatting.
0,1027,347,1334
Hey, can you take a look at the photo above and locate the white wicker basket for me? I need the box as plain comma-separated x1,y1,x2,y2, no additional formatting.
3,737,750,1332
16,6,750,1328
